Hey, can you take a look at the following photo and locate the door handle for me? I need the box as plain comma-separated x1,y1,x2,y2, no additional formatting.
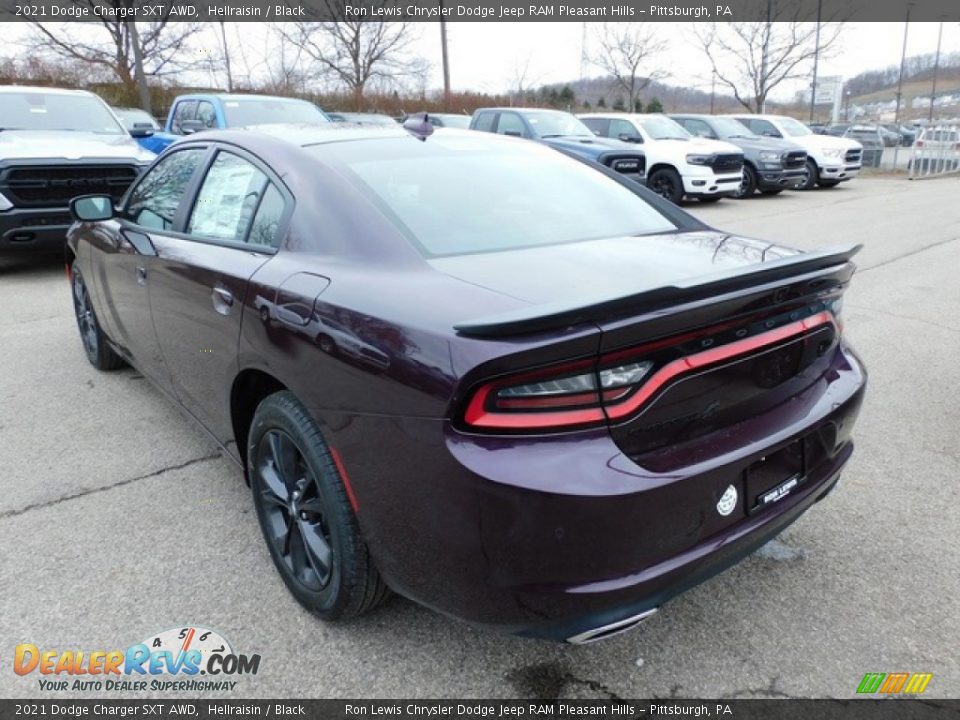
212,285,234,315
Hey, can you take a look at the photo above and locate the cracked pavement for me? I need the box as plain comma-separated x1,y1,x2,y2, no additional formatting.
1,176,958,699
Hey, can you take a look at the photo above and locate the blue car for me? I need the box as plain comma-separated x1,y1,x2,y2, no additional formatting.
469,107,645,182
150,93,331,153
112,107,166,155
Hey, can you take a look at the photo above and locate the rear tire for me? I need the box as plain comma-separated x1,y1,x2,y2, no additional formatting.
248,391,390,620
647,168,684,204
71,263,125,371
798,159,819,191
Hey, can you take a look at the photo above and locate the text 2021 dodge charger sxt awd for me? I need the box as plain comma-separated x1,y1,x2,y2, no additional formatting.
66,124,866,643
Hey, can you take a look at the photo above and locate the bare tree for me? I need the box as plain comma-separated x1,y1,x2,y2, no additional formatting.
508,55,542,106
28,8,202,99
285,6,420,102
590,23,667,112
693,8,844,113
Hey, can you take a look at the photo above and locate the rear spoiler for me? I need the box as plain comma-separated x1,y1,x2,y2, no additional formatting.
454,243,862,338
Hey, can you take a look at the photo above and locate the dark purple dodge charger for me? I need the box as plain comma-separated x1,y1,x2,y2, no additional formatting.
66,124,866,643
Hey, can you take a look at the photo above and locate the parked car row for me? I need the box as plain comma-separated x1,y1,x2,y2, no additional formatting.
1,82,866,261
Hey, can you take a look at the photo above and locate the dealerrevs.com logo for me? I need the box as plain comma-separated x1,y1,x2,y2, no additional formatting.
14,626,261,693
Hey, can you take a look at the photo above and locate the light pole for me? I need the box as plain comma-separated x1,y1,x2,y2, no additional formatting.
439,1,450,109
892,6,912,171
928,21,943,124
809,0,822,123
844,90,851,121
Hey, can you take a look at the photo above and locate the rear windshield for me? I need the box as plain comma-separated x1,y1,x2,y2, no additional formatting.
0,92,125,134
312,135,678,257
223,99,329,127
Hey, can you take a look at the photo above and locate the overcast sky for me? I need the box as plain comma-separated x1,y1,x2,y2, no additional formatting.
6,21,959,100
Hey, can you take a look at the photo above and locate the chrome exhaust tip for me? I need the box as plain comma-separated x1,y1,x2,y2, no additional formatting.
566,608,658,645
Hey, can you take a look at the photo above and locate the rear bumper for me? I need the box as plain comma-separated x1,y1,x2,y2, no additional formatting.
324,343,867,640
0,207,71,255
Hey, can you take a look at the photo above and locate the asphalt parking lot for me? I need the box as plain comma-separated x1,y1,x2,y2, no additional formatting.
1,175,958,700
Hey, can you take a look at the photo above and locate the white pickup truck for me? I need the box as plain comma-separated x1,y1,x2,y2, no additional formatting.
727,114,863,190
579,113,744,203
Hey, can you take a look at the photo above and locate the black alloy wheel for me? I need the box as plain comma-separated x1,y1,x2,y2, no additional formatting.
647,168,684,204
71,263,124,371
248,391,390,619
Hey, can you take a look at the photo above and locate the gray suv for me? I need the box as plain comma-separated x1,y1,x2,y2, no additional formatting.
670,114,807,198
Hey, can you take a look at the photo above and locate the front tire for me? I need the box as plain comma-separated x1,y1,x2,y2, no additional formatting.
71,263,124,371
734,165,758,199
647,168,684,204
248,391,390,620
798,159,819,191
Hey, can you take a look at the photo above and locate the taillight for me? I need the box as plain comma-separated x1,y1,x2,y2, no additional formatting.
460,310,836,433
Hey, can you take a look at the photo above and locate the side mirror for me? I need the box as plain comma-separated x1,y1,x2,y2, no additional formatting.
179,119,205,135
130,123,155,139
618,133,642,143
70,195,114,222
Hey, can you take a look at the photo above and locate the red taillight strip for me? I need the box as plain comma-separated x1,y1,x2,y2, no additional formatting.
464,383,606,429
604,311,834,421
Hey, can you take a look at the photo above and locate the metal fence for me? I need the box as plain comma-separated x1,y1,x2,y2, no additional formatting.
908,124,960,179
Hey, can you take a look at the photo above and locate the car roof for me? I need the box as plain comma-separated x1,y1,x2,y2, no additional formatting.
197,122,413,148
175,93,315,103
0,85,96,97
474,107,570,114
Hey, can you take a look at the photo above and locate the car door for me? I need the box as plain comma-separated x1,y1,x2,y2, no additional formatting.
89,146,209,393
147,145,290,448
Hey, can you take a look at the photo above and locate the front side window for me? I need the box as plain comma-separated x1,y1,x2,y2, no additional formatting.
171,101,198,134
473,112,496,132
187,151,269,244
610,118,640,141
196,101,218,129
496,113,526,137
126,148,206,231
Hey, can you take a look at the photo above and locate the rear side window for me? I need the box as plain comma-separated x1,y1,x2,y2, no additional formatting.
126,148,206,230
247,183,286,248
187,151,269,244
